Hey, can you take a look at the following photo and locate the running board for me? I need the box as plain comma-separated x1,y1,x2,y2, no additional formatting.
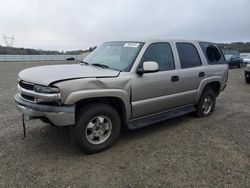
127,105,196,130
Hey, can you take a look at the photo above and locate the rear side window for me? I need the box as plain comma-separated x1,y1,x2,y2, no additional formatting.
141,43,175,71
176,43,202,69
199,42,225,64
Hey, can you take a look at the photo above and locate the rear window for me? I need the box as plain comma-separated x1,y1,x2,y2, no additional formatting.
176,43,202,69
199,42,226,65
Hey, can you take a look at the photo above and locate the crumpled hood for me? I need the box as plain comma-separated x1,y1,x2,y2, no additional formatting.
19,64,120,86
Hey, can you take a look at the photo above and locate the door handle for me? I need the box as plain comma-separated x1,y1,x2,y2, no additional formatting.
199,72,205,77
171,75,179,82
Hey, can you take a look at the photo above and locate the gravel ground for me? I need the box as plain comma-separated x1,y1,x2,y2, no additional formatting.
0,61,249,188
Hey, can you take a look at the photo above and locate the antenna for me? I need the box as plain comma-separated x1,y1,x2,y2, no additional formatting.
3,34,15,47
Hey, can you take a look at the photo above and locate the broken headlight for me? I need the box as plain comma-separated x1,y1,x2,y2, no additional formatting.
34,85,60,94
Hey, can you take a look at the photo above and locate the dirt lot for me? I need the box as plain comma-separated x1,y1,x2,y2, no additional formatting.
0,61,249,188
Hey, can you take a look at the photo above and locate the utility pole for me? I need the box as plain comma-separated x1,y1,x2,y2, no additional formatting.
3,34,15,47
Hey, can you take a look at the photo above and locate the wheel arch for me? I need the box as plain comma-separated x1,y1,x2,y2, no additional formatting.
76,97,128,124
65,89,131,121
196,77,222,103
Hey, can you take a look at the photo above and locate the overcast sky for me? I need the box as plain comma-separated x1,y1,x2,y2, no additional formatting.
0,0,250,51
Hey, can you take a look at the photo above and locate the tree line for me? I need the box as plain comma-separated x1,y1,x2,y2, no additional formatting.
1,42,250,55
0,46,97,55
218,42,250,53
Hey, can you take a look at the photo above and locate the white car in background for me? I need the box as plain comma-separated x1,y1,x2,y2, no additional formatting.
240,53,250,66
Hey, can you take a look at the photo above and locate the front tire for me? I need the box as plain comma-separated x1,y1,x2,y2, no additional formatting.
195,88,216,117
71,104,121,154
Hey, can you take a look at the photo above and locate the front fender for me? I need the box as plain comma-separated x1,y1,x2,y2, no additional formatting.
64,89,131,120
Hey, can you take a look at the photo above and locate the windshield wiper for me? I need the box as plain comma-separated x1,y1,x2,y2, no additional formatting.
91,63,110,69
80,60,89,66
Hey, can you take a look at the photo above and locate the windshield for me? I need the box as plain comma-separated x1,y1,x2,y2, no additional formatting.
83,41,143,71
224,54,233,61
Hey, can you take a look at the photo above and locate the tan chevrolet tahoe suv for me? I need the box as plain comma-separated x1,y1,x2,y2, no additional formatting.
15,39,228,153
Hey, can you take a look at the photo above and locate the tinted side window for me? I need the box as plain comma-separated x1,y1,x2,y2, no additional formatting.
141,43,175,71
200,42,226,65
176,43,202,69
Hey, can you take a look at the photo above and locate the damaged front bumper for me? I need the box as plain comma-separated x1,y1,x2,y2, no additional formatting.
14,94,75,126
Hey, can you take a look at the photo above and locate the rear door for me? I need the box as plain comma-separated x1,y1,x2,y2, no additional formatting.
176,42,206,105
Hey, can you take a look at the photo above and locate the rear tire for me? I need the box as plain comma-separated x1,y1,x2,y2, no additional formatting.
71,103,121,154
246,77,250,84
195,88,216,117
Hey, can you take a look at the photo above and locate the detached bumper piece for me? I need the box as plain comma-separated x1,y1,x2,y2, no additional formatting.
15,94,75,126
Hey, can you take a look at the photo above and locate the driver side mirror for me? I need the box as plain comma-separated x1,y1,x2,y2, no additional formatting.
137,61,159,75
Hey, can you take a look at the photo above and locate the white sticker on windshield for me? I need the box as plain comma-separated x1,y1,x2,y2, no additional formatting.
124,43,140,48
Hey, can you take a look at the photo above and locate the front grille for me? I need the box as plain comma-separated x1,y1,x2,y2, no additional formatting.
19,80,35,103
21,94,35,102
18,80,61,105
19,80,34,90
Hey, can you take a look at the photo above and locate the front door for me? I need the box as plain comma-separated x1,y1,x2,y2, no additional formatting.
131,42,181,118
